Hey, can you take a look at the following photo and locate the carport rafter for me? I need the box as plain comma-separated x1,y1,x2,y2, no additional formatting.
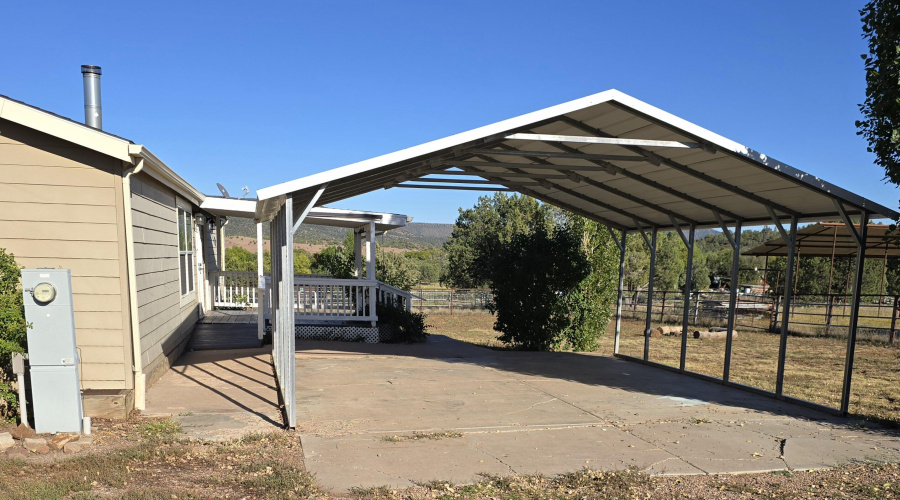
556,116,801,218
505,132,708,150
475,149,661,228
511,131,746,223
478,146,702,226
461,162,630,231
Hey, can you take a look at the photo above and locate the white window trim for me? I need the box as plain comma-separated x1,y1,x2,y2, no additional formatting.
176,197,197,305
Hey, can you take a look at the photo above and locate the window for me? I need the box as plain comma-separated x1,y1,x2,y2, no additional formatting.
177,206,194,296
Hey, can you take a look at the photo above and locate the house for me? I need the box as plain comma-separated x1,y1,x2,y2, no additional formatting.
0,87,413,419
0,92,224,417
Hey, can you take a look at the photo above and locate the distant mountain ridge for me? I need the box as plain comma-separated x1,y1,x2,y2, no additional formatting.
225,217,454,249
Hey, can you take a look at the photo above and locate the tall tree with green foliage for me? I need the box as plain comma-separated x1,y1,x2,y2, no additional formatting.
443,193,553,288
489,224,589,351
858,0,900,186
0,249,27,420
560,215,619,351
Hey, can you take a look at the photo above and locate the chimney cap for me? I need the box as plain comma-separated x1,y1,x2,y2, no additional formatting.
80,65,102,75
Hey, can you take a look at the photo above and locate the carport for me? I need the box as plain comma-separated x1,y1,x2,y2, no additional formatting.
253,89,897,427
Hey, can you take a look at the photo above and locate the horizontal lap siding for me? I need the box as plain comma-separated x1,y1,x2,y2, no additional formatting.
0,120,130,390
131,173,198,385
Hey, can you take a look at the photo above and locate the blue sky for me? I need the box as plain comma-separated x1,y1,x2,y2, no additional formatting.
1,1,894,224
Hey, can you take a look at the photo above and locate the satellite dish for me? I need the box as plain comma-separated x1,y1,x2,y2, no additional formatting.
216,183,230,198
239,186,250,199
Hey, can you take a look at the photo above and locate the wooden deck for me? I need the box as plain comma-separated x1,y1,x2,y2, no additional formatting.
198,310,258,324
188,310,261,350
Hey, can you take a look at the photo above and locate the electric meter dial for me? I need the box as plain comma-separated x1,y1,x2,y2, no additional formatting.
32,282,57,304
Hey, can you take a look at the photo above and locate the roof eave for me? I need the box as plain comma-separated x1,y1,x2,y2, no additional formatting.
129,144,204,205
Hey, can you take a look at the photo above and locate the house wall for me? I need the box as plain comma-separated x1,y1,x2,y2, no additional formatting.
130,172,200,387
0,119,133,391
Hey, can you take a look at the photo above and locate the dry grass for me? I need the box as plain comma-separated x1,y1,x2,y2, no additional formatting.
427,313,505,349
426,312,900,426
0,418,318,499
348,464,900,499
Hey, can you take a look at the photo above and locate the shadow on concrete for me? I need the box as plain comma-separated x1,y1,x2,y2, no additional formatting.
295,334,899,439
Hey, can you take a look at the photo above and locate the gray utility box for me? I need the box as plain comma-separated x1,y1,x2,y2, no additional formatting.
21,269,84,434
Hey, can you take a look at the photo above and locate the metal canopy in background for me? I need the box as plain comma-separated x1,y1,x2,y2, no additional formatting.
255,89,898,230
744,223,900,258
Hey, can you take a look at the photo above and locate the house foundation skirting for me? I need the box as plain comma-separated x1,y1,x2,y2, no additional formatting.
295,324,380,343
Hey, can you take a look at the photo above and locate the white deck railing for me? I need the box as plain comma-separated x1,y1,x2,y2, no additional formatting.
212,271,412,323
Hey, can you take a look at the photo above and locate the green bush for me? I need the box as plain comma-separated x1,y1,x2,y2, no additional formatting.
377,301,429,343
489,225,589,351
0,249,27,421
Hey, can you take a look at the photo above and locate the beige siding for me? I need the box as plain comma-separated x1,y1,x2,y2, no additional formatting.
130,173,199,386
0,119,131,390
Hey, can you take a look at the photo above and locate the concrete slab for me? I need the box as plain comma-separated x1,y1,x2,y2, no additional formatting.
294,335,900,492
145,347,282,436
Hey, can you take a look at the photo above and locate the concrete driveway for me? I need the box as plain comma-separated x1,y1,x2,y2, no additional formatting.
294,335,900,491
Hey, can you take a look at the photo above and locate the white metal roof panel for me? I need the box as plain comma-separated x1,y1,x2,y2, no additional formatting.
256,90,897,230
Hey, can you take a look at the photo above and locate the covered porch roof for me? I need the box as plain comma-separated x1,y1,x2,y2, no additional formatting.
254,89,897,231
199,196,410,231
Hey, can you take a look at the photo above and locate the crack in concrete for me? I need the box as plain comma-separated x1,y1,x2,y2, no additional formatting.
501,397,559,416
475,445,517,475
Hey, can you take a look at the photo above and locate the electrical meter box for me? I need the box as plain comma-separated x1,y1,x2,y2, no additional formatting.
21,269,84,434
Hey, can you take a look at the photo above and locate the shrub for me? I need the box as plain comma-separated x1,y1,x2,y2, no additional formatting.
489,225,590,351
0,249,27,420
377,300,429,343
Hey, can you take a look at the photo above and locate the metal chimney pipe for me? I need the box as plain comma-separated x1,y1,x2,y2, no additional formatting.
80,65,102,129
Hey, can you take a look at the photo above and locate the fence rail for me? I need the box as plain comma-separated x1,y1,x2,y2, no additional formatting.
620,289,900,343
212,271,412,323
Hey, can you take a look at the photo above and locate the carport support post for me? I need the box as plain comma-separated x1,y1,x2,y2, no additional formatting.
643,227,658,362
613,229,627,355
840,211,870,415
723,221,742,382
680,225,695,372
775,215,798,397
257,222,265,341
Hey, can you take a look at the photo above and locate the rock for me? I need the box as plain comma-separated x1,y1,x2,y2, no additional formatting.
63,442,82,454
0,432,14,451
48,434,75,451
22,437,47,452
5,446,28,459
31,445,50,455
10,423,35,440
77,435,93,446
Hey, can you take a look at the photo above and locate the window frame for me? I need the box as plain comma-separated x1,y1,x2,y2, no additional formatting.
176,198,196,303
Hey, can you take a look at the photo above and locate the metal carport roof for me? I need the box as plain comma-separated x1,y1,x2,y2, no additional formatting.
255,89,897,231
744,223,900,258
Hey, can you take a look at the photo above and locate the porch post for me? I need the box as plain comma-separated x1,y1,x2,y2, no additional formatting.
841,211,870,415
354,228,363,278
613,229,626,354
723,221,742,382
367,221,377,326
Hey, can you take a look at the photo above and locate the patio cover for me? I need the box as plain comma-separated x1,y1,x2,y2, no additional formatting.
744,223,900,258
200,197,409,231
255,89,898,230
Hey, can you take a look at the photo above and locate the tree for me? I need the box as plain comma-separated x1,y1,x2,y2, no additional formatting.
858,0,900,185
561,216,619,351
489,224,589,351
443,193,553,288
